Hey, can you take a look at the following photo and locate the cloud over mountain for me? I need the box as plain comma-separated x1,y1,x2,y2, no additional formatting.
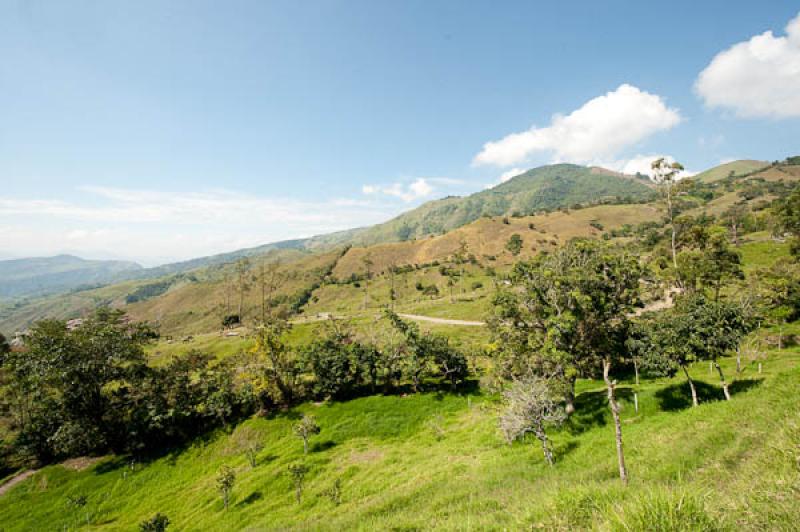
473,84,682,167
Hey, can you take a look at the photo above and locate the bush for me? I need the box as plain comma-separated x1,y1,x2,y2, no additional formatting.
140,513,170,531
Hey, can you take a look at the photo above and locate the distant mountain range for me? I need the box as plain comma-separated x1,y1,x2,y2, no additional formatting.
0,255,143,299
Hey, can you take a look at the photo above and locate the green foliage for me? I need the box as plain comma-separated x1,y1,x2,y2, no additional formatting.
139,513,170,531
288,463,310,503
126,278,176,304
505,233,523,256
386,312,469,391
490,239,641,406
216,466,236,510
293,415,320,454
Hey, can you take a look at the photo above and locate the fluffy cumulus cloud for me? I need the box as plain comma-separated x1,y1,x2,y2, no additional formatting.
696,12,800,118
473,84,682,167
362,178,435,202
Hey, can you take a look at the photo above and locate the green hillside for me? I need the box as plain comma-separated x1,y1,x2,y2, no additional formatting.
693,159,769,183
1,344,797,530
330,164,655,248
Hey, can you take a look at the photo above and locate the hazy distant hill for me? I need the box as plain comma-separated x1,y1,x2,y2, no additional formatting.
0,255,142,299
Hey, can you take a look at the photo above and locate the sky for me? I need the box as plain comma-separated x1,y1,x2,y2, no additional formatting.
2,1,800,265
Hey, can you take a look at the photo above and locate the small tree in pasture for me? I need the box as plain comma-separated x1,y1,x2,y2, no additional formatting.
499,376,566,466
217,465,236,510
293,414,320,454
288,463,310,503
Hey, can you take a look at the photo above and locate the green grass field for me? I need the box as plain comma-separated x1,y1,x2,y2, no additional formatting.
1,344,797,530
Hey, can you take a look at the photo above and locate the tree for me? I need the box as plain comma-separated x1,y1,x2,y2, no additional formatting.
293,415,320,454
0,332,9,356
217,465,236,510
489,240,641,415
361,254,374,309
2,309,156,459
721,203,749,246
499,376,566,466
648,294,753,403
139,513,170,531
700,228,743,300
489,240,641,484
651,157,685,285
506,234,523,256
288,463,310,503
774,187,800,257
235,258,251,323
248,318,298,407
256,260,284,323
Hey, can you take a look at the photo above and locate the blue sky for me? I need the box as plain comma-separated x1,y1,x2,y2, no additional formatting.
2,1,800,264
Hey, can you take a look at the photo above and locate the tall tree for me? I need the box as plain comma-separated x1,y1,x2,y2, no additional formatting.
651,157,685,286
361,254,374,309
235,258,251,323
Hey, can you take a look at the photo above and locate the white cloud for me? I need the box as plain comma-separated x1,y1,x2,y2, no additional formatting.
499,167,526,183
362,178,435,202
696,12,800,118
473,84,682,167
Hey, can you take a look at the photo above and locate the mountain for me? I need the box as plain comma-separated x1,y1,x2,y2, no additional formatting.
310,164,655,248
0,255,143,299
95,163,654,281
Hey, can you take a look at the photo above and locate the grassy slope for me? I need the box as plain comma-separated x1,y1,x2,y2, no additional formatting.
693,160,769,183
1,348,797,530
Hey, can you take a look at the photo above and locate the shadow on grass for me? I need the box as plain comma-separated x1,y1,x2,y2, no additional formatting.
236,491,263,507
655,378,763,411
655,380,721,411
311,440,336,453
729,378,764,396
257,453,278,465
555,440,580,461
563,387,634,435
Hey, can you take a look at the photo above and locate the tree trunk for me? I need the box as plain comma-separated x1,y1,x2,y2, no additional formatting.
634,358,640,386
634,392,639,414
682,365,699,407
603,358,628,485
736,346,742,374
715,362,731,401
667,185,681,290
539,435,554,466
303,438,308,455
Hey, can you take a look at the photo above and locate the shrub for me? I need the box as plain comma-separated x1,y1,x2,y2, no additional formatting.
139,513,170,531
217,466,236,510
